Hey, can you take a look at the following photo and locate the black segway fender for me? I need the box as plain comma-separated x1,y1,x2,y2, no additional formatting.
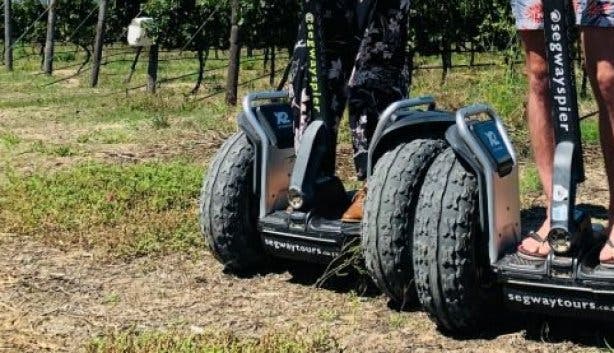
367,108,455,177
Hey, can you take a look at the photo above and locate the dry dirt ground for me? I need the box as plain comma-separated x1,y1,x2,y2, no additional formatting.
1,76,612,350
0,127,612,352
1,188,613,353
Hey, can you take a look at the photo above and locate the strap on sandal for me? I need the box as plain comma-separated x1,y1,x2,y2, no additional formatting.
517,231,549,261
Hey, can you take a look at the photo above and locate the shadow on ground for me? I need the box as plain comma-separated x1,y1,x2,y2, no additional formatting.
225,204,613,351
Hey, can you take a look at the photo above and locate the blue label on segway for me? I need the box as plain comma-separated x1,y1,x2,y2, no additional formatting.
472,121,514,176
256,104,295,149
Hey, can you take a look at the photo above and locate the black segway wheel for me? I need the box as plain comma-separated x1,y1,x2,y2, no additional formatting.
199,132,264,274
363,139,446,307
412,148,495,334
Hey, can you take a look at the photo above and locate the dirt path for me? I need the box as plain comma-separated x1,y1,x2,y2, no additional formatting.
0,234,607,353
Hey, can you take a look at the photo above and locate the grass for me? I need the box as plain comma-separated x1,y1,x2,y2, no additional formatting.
388,313,409,330
87,330,339,353
151,114,171,129
77,129,133,144
0,161,203,257
520,165,543,195
0,44,602,260
0,44,608,353
582,118,601,145
0,131,22,148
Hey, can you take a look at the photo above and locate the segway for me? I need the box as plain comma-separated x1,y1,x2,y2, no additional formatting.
411,0,614,334
199,2,457,304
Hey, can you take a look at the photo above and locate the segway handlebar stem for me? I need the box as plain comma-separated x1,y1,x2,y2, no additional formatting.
543,0,585,254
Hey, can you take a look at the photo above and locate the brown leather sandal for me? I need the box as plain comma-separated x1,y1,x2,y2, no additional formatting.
517,231,549,261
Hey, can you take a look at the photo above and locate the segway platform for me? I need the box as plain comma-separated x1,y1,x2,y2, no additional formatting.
259,211,360,263
491,205,614,320
498,246,614,321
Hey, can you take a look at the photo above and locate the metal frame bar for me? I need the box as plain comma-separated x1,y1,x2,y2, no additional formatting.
456,104,521,264
242,91,289,219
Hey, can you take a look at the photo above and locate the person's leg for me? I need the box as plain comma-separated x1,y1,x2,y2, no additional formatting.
517,30,556,257
341,0,410,222
347,0,410,180
287,16,311,150
288,1,356,150
582,28,614,262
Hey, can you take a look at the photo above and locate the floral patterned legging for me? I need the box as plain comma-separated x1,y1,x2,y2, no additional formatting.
287,0,411,180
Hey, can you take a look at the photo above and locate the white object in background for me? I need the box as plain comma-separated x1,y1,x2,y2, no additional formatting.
127,17,154,47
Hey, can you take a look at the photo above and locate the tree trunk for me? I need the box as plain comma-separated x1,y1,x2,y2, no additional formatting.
124,46,142,83
247,47,253,57
407,49,415,91
263,47,269,70
225,0,241,106
90,0,108,87
78,44,91,73
191,47,209,94
441,40,452,83
43,0,57,75
269,46,275,86
4,0,13,71
39,42,45,71
277,60,292,91
147,44,159,93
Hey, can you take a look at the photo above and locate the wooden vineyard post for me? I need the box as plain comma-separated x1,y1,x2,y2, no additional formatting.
225,0,240,106
91,0,108,87
43,0,57,75
147,44,159,93
4,0,13,71
269,46,275,86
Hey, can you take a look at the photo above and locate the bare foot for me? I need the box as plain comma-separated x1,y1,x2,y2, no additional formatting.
599,223,614,263
518,220,551,257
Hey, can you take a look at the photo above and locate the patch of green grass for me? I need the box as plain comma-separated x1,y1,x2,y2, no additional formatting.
56,51,77,62
31,140,77,157
0,132,21,148
54,145,76,157
388,313,408,330
31,140,48,154
581,119,600,145
151,115,171,129
317,308,339,322
0,161,204,257
87,329,339,353
520,164,542,195
78,130,132,144
103,293,121,304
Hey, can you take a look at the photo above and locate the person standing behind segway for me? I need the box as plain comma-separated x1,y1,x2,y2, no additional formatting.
286,0,411,223
512,0,614,266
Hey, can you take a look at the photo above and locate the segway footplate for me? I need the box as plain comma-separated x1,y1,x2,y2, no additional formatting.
259,211,360,264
